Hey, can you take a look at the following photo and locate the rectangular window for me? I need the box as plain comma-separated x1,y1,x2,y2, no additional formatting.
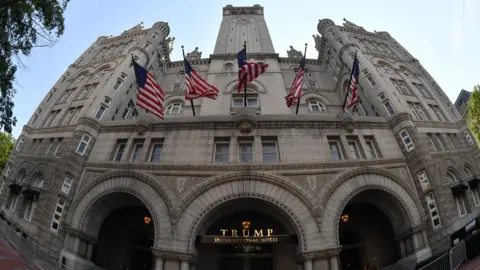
214,140,230,163
16,137,25,151
149,142,163,163
472,188,480,207
62,108,75,125
24,201,36,222
76,134,91,156
430,105,445,121
46,139,54,155
122,100,137,120
455,195,467,217
50,198,65,232
69,106,82,125
364,137,379,158
61,175,74,194
383,101,395,116
94,105,106,120
347,140,361,159
238,139,254,163
35,139,43,154
59,88,74,103
407,102,420,120
426,194,441,228
434,133,445,150
366,75,376,87
9,193,19,212
328,139,343,160
414,103,428,120
262,140,278,162
113,141,127,161
54,138,63,156
399,129,415,152
130,143,144,162
142,42,151,50
4,163,11,177
417,171,431,190
427,134,437,151
464,130,474,145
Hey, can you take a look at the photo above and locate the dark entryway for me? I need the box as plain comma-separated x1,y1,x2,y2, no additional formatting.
195,199,298,270
339,200,399,270
93,205,154,270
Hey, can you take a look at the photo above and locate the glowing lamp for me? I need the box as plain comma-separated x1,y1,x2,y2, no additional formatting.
341,214,349,223
144,216,152,225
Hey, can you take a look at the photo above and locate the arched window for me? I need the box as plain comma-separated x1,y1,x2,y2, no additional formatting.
34,174,44,188
446,171,457,183
17,171,27,183
165,102,183,115
307,100,326,112
232,88,258,108
173,71,186,91
464,166,473,177
224,62,234,71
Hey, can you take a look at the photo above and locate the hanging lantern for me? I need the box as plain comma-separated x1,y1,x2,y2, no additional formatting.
144,216,152,225
341,214,349,223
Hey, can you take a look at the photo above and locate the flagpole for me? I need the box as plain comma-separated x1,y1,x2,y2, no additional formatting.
341,50,358,112
243,41,248,107
181,45,196,116
296,43,308,115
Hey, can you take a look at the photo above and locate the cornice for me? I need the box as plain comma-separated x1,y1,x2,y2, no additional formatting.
414,121,462,129
339,26,387,40
168,58,210,67
209,53,280,60
295,246,342,261
22,125,76,136
278,57,320,65
100,115,391,133
77,117,102,132
99,30,148,45
151,248,197,262
84,158,407,173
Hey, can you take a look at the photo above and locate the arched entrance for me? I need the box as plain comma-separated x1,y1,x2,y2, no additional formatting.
195,199,299,270
88,193,155,270
338,190,401,270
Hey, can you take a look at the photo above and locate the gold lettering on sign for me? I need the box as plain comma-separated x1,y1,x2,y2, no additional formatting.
267,229,273,237
242,229,250,237
254,229,264,237
220,229,228,237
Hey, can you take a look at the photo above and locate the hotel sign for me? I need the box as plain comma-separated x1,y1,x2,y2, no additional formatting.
199,220,294,245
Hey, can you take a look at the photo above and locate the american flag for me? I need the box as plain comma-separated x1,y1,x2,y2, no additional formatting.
133,61,165,120
285,55,306,107
237,47,268,92
183,57,219,100
343,55,360,112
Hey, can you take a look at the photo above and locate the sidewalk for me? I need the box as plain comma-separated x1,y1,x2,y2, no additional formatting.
458,255,480,270
0,237,37,270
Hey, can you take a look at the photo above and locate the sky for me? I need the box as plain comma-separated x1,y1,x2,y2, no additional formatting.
10,0,480,137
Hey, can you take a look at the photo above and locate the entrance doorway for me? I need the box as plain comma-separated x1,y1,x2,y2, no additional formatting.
195,199,298,270
92,201,154,270
339,191,400,270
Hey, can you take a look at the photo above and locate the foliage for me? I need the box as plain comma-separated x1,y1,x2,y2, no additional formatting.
0,132,15,174
0,0,70,133
467,85,480,147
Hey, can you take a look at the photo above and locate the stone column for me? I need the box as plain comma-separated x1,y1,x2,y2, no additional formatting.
399,239,406,257
180,261,190,270
155,258,164,270
304,260,313,270
151,248,197,270
329,256,339,270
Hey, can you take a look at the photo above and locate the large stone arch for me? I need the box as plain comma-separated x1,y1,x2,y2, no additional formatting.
68,170,173,246
319,167,423,247
175,172,320,253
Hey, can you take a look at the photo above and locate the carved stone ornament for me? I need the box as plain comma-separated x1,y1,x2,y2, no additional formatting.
338,111,355,133
136,121,149,135
287,46,303,58
186,47,202,60
169,206,182,228
342,18,363,30
233,107,257,134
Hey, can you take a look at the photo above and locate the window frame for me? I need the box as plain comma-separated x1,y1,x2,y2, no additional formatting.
214,141,230,163
76,134,91,156
149,143,163,163
262,140,279,163
399,129,415,152
238,140,254,163
307,100,327,113
329,140,343,160
50,198,65,232
426,194,442,228
165,102,184,115
417,170,431,190
61,175,74,195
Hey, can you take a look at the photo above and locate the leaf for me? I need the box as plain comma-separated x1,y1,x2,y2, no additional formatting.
0,0,70,134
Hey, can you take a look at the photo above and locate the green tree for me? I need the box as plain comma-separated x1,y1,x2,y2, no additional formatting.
467,85,480,146
0,132,15,174
1,0,70,134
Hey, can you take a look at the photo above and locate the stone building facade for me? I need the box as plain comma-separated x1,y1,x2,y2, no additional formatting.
0,4,479,270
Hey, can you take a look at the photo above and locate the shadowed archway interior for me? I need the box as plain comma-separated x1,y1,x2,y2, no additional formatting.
91,193,154,270
195,199,299,270
339,190,401,270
